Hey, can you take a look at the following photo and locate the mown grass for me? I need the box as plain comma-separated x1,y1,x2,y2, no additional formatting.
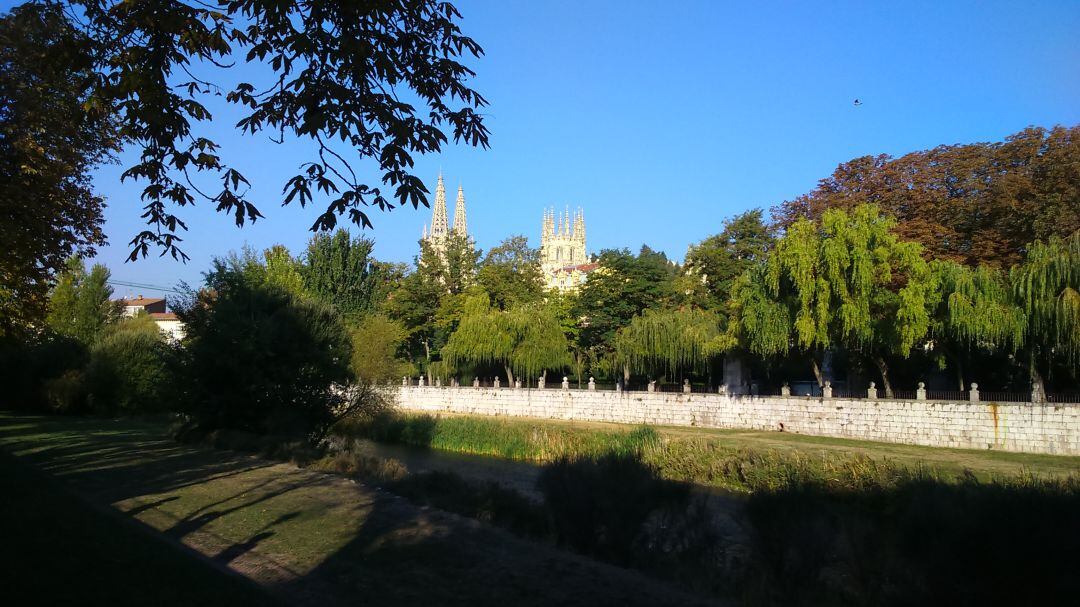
0,449,279,607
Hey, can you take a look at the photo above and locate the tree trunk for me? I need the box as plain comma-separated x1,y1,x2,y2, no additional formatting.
623,364,630,385
1029,349,1046,402
504,364,515,387
872,355,894,398
811,356,824,388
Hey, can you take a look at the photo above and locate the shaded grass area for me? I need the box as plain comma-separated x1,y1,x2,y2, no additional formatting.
0,449,278,607
0,414,711,607
336,411,1080,489
321,425,1080,604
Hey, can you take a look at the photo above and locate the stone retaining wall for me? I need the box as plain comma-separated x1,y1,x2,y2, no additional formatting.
396,386,1080,455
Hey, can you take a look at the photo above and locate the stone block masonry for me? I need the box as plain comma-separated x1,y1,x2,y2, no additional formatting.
396,387,1080,456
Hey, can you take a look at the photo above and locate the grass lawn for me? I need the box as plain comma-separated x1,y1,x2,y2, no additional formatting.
0,449,277,607
0,413,713,607
341,410,1080,483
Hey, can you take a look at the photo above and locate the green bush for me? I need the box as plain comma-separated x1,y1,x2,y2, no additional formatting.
0,335,87,411
742,471,1080,606
84,316,176,414
177,277,353,442
537,453,690,565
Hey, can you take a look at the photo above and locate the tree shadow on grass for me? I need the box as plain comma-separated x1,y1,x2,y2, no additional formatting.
0,415,713,606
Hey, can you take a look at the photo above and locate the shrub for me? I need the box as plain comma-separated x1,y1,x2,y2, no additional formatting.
537,453,691,565
84,316,176,414
42,369,88,413
177,279,353,442
0,335,87,411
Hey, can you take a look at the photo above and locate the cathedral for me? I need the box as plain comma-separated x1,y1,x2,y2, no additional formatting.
540,207,596,292
421,173,469,261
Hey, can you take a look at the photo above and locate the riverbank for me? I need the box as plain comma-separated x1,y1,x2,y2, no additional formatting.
335,410,1080,489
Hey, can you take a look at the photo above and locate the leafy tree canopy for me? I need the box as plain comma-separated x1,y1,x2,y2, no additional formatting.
476,235,544,310
684,209,773,310
0,3,117,336
773,125,1080,268
1011,232,1080,369
14,0,489,262
614,307,735,378
734,205,934,394
575,247,678,355
348,314,411,385
442,292,570,385
46,257,120,345
303,229,402,318
177,274,353,441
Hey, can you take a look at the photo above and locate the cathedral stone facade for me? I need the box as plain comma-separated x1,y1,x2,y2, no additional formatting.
540,207,596,292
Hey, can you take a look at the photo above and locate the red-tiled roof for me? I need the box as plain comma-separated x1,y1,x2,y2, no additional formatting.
149,312,179,321
119,296,165,306
554,263,599,273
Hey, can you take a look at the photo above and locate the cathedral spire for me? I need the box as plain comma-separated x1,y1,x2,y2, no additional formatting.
574,208,585,243
453,184,467,234
428,173,449,239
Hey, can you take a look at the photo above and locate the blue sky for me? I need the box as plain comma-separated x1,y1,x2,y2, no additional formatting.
13,0,1080,298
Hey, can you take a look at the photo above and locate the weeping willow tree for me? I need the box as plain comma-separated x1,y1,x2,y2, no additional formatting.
613,307,734,380
733,204,934,396
928,261,1027,390
1010,232,1080,395
442,292,571,385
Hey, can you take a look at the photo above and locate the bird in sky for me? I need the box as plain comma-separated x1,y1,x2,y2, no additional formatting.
854,99,863,106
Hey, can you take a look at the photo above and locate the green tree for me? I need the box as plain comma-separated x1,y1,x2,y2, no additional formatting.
1009,231,1080,396
46,257,120,345
614,308,735,380
443,293,571,385
29,0,489,261
574,247,678,380
733,205,934,396
385,235,479,374
177,275,353,441
476,236,544,310
926,261,1025,390
0,3,117,337
302,230,401,318
348,314,411,384
263,245,306,298
683,210,773,310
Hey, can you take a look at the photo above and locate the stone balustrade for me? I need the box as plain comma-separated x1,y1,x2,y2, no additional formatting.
395,383,1080,456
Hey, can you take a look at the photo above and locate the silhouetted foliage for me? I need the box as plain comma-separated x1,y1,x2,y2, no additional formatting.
537,452,690,565
23,0,489,261
742,470,1079,606
0,3,117,337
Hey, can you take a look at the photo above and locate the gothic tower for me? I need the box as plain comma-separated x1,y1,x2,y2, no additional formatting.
423,173,470,266
540,206,589,291
453,185,467,234
428,174,449,240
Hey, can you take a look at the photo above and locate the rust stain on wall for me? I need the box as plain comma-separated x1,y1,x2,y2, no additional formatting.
989,403,1000,445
